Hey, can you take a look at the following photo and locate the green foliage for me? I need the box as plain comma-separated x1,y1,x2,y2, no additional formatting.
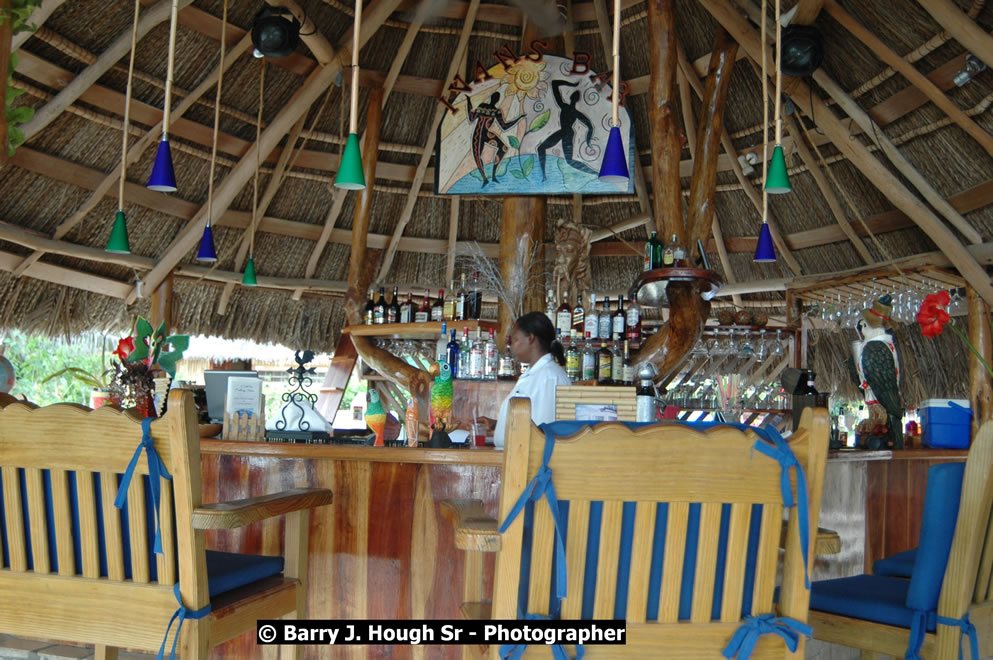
4,329,112,406
528,110,550,133
4,1,42,156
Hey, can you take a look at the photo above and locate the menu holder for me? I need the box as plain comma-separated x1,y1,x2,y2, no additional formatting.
222,376,265,441
223,402,266,441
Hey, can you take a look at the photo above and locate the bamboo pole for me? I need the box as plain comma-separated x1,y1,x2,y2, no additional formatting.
968,285,993,438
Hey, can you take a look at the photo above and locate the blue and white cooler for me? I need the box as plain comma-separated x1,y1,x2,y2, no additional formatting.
920,398,972,448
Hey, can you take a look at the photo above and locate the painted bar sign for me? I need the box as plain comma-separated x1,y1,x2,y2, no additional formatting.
435,42,636,196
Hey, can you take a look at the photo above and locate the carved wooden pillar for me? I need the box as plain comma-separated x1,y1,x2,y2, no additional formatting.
498,196,546,339
343,88,433,434
149,272,174,333
968,285,993,438
648,0,684,245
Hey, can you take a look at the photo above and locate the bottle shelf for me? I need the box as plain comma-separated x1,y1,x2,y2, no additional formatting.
343,320,498,340
630,268,723,307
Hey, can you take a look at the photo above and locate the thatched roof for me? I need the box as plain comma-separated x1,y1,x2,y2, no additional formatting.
1,0,992,403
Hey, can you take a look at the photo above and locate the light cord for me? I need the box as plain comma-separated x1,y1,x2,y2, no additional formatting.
251,60,266,259
206,0,227,229
350,0,362,134
611,0,620,127
119,0,141,211
161,0,180,139
761,0,768,223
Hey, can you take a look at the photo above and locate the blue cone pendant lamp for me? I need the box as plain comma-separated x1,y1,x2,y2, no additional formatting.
764,145,791,193
334,0,366,191
754,222,776,263
599,126,629,188
196,224,217,262
147,139,177,192
106,210,131,254
242,256,257,286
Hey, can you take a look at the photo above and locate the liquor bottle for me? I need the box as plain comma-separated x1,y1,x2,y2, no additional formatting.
662,234,678,266
415,289,431,323
444,281,457,321
596,341,613,385
673,237,688,266
625,296,642,342
556,294,572,338
598,296,612,340
581,332,596,381
364,288,375,325
610,338,624,385
645,230,659,271
636,373,657,422
399,290,414,324
455,272,467,321
373,286,387,324
497,335,517,380
585,293,599,340
565,330,580,381
571,292,585,335
483,329,498,380
469,328,485,380
622,340,634,386
446,329,460,378
545,289,557,327
612,296,626,339
436,322,449,364
459,328,473,379
466,271,482,320
388,286,401,323
431,289,445,322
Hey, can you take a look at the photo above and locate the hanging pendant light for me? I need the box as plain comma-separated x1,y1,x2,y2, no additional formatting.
764,0,791,194
334,0,365,190
197,0,229,263
147,0,180,192
598,0,628,189
107,0,141,254
755,0,778,263
242,256,258,286
243,59,265,286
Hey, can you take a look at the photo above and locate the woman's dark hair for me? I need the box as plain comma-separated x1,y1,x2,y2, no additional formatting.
515,311,566,366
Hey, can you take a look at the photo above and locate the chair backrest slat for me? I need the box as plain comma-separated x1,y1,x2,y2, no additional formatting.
689,502,723,623
561,499,590,620
720,502,753,623
76,471,100,578
624,502,657,624
592,500,625,620
752,502,783,616
158,480,176,585
50,468,75,576
528,500,557,614
25,467,50,574
977,516,993,600
659,501,690,623
2,465,28,571
99,472,125,581
126,478,150,583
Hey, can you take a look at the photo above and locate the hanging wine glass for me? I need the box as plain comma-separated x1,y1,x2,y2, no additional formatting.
771,329,785,358
755,330,768,362
738,330,755,359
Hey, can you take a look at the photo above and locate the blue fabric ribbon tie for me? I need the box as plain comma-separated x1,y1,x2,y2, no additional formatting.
157,583,211,660
498,429,569,603
907,611,980,660
752,432,811,588
499,613,585,660
722,613,812,660
114,417,173,554
936,612,980,660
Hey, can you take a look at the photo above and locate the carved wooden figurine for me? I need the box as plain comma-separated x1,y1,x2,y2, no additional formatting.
551,218,592,303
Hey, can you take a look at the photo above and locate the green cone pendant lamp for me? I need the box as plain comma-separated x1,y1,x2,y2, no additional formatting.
765,0,791,195
334,0,365,190
107,0,141,255
242,256,257,286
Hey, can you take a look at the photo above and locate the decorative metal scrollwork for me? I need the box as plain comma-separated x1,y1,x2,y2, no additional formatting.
276,350,318,432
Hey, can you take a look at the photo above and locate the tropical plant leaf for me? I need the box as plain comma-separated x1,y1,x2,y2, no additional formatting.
511,170,525,179
41,367,105,389
508,135,520,149
128,317,154,363
469,169,482,181
7,106,32,124
528,110,551,133
522,156,534,177
495,157,510,178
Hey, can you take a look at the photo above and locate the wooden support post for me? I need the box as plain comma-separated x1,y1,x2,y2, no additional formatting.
0,0,11,170
149,272,174,334
498,196,546,339
968,285,993,438
647,0,684,245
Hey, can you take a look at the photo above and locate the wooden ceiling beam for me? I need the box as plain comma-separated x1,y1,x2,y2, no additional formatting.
823,0,993,159
789,0,824,25
915,0,993,73
12,0,66,52
0,248,132,299
701,0,993,308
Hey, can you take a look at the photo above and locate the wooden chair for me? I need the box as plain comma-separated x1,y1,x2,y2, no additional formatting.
444,399,829,658
0,390,333,659
808,419,993,659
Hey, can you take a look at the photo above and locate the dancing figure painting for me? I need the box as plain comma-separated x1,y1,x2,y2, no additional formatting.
435,51,636,196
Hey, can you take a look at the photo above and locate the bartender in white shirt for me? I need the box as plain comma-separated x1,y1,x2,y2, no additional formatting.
480,312,571,449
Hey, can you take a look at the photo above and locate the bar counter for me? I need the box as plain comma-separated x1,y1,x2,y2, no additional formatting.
198,439,967,658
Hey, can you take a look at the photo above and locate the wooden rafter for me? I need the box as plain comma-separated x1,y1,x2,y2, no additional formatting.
11,0,66,52
700,0,993,308
133,0,405,303
915,0,993,72
376,0,481,282
823,0,993,159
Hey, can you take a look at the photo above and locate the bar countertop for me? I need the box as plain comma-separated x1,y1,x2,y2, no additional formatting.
199,439,504,466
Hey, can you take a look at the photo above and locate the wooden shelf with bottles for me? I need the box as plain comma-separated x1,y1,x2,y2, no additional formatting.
342,320,499,340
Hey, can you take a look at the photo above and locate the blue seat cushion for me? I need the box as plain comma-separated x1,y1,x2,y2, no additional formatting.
873,548,917,578
810,574,935,632
205,550,284,598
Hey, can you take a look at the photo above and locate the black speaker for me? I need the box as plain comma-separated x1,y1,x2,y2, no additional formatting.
779,24,823,77
251,6,301,59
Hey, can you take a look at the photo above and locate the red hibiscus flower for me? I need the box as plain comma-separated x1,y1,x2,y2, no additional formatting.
113,336,136,361
916,290,951,338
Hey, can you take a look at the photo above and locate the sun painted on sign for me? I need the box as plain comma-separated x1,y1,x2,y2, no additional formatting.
435,43,636,196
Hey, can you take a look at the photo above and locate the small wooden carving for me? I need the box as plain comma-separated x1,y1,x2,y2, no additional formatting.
551,218,592,302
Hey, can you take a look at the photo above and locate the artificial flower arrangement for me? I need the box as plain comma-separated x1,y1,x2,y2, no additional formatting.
916,289,993,378
107,317,189,417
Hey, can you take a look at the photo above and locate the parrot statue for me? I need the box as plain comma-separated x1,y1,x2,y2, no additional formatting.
847,295,904,449
364,389,388,447
429,361,454,432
